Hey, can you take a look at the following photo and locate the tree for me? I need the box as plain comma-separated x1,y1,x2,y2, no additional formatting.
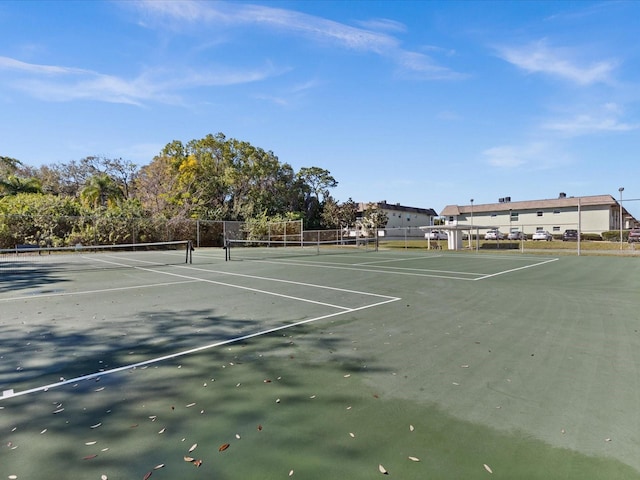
297,167,337,204
1,156,21,176
361,203,389,236
0,175,42,196
145,133,309,222
321,196,358,230
80,174,124,209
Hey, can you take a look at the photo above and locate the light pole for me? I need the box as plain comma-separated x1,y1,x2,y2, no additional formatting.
619,187,624,249
470,199,474,249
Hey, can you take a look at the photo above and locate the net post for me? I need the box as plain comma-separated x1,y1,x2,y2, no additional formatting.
185,240,193,264
224,239,230,261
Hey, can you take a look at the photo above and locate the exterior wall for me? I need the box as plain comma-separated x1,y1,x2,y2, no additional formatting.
357,201,437,238
450,205,614,236
384,209,433,229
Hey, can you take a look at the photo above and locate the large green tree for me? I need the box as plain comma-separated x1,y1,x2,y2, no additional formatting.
140,133,309,222
321,196,357,229
80,173,124,209
0,175,42,196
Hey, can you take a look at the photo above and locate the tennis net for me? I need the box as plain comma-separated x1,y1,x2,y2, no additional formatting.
225,237,376,261
0,240,193,274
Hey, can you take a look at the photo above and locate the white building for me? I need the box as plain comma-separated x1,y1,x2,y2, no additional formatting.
440,193,638,237
356,201,438,237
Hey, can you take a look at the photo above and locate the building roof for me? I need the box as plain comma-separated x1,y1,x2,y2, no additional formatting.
359,201,437,217
440,194,618,217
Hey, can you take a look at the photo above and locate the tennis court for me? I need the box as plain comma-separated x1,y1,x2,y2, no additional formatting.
1,245,640,479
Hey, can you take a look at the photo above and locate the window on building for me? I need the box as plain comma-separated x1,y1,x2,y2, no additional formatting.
553,210,560,215
491,213,497,218
510,212,519,221
553,226,560,232
537,211,543,217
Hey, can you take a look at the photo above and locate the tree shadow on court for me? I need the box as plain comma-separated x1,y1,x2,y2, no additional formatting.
0,308,400,480
0,266,69,293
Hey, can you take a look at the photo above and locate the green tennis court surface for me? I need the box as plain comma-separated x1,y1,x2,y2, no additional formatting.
1,248,640,479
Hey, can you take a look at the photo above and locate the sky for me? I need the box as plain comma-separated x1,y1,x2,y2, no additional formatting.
1,0,639,217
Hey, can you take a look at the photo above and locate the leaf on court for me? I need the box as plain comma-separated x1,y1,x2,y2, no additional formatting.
349,432,355,438
605,437,612,442
52,408,65,414
257,424,263,431
95,387,105,392
9,476,18,480
83,454,98,460
484,463,493,473
378,464,389,475
183,456,194,462
461,365,470,368
85,441,97,445
408,456,420,462
344,374,351,378
218,443,230,452
410,425,415,432
186,402,196,408
101,475,107,480
289,469,294,476
158,428,166,434
192,459,203,467
154,464,165,470
264,379,272,383
142,472,152,480
188,443,197,453
40,429,47,434
235,433,241,439
90,423,102,429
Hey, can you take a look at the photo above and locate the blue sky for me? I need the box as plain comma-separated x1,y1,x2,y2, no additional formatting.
1,1,639,216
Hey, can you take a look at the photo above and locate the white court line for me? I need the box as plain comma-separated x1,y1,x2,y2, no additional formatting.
354,255,444,266
1,295,400,400
473,257,559,280
171,263,398,300
236,258,483,280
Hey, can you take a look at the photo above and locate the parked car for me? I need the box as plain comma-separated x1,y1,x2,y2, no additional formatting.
425,230,448,240
507,231,526,240
484,229,504,240
629,228,640,243
532,230,553,241
562,229,579,241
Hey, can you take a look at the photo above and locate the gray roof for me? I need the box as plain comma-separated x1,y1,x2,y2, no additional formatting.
360,201,437,216
440,195,617,216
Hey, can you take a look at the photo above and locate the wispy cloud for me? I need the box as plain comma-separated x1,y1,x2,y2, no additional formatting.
132,0,462,80
543,103,639,136
482,141,570,169
0,56,282,105
0,56,91,76
496,39,617,85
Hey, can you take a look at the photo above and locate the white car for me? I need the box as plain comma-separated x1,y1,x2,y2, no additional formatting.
532,230,553,241
484,229,504,240
507,231,526,240
425,230,448,240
